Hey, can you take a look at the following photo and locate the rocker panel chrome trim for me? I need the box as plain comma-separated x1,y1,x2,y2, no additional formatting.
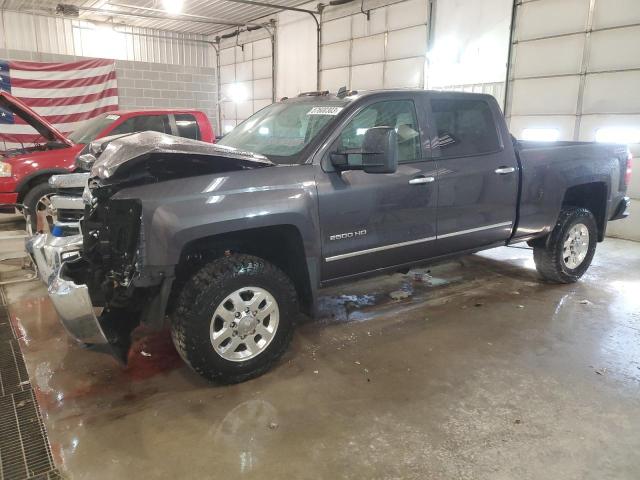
324,222,513,262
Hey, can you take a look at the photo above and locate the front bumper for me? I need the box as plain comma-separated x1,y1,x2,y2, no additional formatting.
48,262,109,345
0,192,18,204
0,193,19,213
26,233,83,283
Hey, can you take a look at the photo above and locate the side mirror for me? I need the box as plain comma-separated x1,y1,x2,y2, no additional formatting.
361,126,398,174
330,126,398,174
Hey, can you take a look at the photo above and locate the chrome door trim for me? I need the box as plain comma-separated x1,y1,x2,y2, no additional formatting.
436,221,513,239
325,236,437,262
324,221,513,262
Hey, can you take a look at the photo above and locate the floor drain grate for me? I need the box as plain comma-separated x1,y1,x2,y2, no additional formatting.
0,303,60,480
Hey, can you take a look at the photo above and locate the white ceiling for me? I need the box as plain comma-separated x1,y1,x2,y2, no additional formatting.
0,0,316,35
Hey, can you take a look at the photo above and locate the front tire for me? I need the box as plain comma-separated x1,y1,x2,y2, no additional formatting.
22,182,56,233
533,207,597,283
171,254,298,384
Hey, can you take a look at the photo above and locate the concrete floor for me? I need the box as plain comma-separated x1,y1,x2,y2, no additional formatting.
3,230,640,479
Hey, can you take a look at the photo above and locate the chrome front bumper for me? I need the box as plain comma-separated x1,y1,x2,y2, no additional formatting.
26,233,83,283
47,262,108,345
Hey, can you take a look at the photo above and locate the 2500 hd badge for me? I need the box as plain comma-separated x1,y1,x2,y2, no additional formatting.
329,229,367,241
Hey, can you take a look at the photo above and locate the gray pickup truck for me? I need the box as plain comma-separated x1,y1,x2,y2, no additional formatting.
48,89,632,384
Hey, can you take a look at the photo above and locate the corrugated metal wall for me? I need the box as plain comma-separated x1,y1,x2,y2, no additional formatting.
0,10,213,67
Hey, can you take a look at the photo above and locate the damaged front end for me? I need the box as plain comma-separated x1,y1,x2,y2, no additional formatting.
47,131,273,363
48,195,152,362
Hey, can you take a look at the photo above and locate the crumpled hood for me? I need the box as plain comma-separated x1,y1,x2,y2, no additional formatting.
90,131,274,181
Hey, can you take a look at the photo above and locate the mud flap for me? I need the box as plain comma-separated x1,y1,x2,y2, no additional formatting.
89,308,140,364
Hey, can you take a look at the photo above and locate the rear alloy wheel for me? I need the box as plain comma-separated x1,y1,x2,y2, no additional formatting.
171,254,297,384
533,207,597,283
562,223,590,269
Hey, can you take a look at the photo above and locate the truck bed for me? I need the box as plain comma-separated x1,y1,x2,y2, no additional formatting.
513,139,629,241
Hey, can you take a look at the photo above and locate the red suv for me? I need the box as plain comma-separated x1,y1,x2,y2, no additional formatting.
0,90,215,228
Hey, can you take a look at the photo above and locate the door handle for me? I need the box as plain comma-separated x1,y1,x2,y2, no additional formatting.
494,167,516,175
409,176,435,185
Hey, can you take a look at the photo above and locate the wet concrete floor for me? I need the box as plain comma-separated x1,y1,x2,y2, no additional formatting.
3,234,640,479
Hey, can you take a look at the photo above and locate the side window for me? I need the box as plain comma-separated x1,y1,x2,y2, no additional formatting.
339,100,421,163
110,115,171,136
430,98,500,158
174,113,201,140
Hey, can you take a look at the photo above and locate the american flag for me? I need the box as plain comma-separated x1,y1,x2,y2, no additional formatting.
0,58,118,149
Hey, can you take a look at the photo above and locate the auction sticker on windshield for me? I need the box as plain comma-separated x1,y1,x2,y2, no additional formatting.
307,107,343,116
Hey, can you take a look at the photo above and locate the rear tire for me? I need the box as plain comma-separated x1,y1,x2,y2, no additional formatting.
533,207,597,283
171,254,298,384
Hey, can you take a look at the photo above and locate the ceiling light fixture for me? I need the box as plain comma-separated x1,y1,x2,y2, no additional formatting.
162,0,184,15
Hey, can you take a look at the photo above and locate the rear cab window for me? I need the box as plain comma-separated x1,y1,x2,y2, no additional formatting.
110,114,171,136
174,113,201,140
429,98,501,158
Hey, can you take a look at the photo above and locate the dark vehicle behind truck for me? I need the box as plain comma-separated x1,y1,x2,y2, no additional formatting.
48,89,632,384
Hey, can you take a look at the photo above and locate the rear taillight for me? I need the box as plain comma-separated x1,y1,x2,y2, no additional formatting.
625,150,633,186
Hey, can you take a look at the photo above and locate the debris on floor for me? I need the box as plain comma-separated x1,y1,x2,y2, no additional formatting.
390,290,411,301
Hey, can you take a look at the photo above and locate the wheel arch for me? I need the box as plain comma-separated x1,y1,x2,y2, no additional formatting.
174,224,317,317
561,181,608,241
16,169,68,202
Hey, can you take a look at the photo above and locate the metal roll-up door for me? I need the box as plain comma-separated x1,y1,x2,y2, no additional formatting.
319,0,429,92
505,0,640,143
219,33,274,134
505,0,640,240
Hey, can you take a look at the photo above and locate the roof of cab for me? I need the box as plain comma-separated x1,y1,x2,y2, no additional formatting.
279,88,497,104
103,108,208,117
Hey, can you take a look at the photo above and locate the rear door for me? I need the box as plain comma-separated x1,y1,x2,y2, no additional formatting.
427,94,518,253
317,96,439,281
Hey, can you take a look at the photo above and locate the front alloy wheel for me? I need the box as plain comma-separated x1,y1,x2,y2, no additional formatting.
171,254,297,384
211,287,279,362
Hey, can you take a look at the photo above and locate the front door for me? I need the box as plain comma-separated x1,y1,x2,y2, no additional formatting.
316,98,438,281
427,94,519,254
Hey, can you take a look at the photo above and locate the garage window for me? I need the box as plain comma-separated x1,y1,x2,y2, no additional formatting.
175,114,201,140
340,100,421,163
430,99,500,158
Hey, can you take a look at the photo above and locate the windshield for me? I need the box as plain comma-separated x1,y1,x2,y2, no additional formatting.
217,101,347,163
68,113,120,144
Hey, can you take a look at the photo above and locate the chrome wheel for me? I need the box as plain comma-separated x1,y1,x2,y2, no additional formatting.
562,223,589,269
35,194,55,233
210,286,279,362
